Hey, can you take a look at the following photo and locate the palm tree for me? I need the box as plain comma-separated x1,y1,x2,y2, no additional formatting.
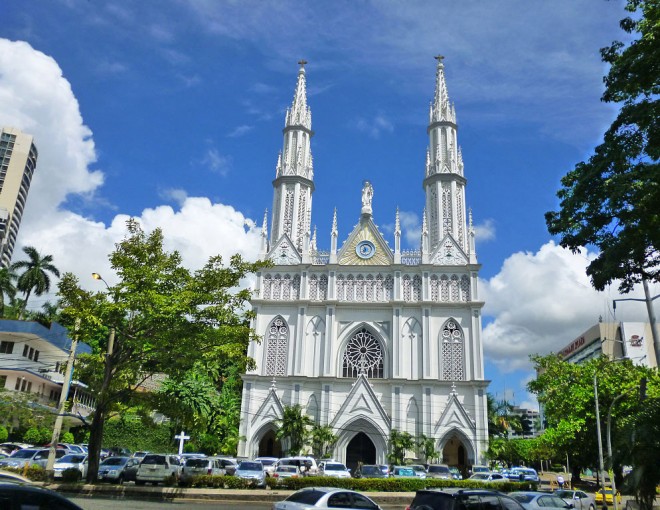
310,424,338,459
11,246,60,317
276,405,313,455
0,267,17,318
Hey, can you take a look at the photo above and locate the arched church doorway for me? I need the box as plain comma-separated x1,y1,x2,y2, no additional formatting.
258,430,282,457
442,433,468,471
345,432,376,474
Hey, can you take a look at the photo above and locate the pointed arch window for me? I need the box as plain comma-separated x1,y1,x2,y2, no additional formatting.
342,328,384,379
441,319,464,381
265,317,289,376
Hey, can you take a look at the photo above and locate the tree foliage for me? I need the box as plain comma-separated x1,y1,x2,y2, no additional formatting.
11,246,60,315
416,434,439,463
387,429,415,465
310,425,338,459
487,393,522,438
275,404,313,456
57,219,267,481
528,354,659,491
545,0,659,292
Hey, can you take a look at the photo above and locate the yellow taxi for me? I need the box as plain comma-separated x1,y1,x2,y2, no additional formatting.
595,488,622,505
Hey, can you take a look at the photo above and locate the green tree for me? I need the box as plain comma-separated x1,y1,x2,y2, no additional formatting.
0,267,17,318
0,425,7,443
57,219,266,481
275,404,313,455
11,246,60,317
416,433,438,463
528,354,659,483
487,393,522,438
545,0,659,294
387,429,414,465
310,425,337,459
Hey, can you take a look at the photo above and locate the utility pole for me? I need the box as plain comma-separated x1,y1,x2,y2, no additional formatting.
593,373,607,496
46,319,79,478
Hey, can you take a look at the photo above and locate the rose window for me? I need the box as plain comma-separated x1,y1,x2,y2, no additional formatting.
343,328,384,378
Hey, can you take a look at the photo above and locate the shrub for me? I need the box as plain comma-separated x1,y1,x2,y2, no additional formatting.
0,425,8,443
22,427,42,444
61,432,75,444
61,468,82,483
3,465,47,482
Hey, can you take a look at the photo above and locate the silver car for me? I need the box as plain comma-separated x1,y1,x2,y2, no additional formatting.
235,460,266,487
555,490,596,510
53,454,88,480
274,487,382,510
0,448,65,469
179,457,225,485
510,492,574,510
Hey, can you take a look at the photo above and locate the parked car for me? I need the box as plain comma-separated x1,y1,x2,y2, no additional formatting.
0,482,84,509
0,470,32,484
276,456,319,476
356,464,388,479
98,456,140,484
53,454,88,480
271,465,301,482
554,490,596,510
427,464,452,479
235,460,266,487
131,451,149,460
409,464,428,479
468,472,507,483
135,454,181,485
273,487,382,510
391,466,416,478
471,465,490,474
407,489,526,510
320,461,351,478
510,492,574,510
595,488,621,506
448,466,462,480
0,448,65,470
179,457,224,485
508,467,540,482
255,456,279,475
217,457,238,476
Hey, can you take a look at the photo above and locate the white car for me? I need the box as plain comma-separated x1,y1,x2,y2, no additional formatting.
320,461,351,478
235,460,266,487
136,454,181,485
273,487,382,510
469,472,507,483
255,456,279,475
53,454,88,480
276,456,318,476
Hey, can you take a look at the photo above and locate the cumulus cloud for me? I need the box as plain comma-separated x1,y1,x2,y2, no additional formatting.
0,39,262,303
474,218,496,243
480,241,658,372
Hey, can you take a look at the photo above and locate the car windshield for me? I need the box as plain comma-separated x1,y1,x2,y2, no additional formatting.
286,489,325,505
396,468,414,476
411,465,426,472
59,455,85,463
361,466,379,475
142,454,167,465
278,466,298,473
511,494,535,503
555,491,573,498
259,459,276,466
101,457,127,466
186,458,210,468
473,466,489,472
325,464,347,471
238,462,262,471
429,466,450,473
10,450,37,459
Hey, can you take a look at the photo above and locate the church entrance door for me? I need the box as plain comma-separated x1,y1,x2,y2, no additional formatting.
442,433,469,471
345,432,376,474
258,430,282,457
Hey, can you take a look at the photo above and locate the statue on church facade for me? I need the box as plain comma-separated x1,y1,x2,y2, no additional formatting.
361,180,374,215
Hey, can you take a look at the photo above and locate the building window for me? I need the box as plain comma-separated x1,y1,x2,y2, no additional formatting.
265,317,288,377
342,328,384,379
441,319,465,381
0,341,14,354
23,344,29,357
0,375,6,388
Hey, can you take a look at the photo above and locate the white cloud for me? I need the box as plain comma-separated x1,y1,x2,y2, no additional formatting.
474,218,496,243
480,241,658,372
228,125,253,138
354,114,394,139
199,147,231,175
399,211,421,247
0,39,262,306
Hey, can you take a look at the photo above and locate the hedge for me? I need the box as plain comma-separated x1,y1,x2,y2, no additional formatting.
3,465,47,482
188,475,538,492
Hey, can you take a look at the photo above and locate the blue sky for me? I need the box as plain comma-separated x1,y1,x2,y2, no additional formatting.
2,1,657,409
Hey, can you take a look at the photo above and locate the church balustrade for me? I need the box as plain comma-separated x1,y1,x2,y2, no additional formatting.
401,249,421,265
308,274,328,301
311,250,330,265
336,273,393,302
261,273,301,300
429,274,470,302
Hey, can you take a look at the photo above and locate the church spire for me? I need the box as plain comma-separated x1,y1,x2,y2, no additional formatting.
269,61,315,254
423,56,470,259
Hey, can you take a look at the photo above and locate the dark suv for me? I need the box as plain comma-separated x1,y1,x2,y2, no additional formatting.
407,489,526,510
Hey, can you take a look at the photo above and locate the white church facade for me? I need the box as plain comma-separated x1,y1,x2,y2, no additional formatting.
238,58,489,470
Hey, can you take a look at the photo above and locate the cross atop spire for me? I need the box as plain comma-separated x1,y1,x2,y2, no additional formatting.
430,55,454,124
287,60,312,130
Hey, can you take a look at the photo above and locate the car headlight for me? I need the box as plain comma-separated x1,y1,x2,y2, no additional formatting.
108,470,118,475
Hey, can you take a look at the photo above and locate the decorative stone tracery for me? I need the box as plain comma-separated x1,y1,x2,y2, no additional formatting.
265,316,289,376
342,328,384,379
440,319,464,381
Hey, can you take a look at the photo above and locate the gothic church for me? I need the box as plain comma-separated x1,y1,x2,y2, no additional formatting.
238,58,489,470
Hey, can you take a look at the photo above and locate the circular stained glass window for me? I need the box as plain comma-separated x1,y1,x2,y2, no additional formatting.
356,240,376,259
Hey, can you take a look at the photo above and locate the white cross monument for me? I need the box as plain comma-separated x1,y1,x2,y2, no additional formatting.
174,430,190,456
